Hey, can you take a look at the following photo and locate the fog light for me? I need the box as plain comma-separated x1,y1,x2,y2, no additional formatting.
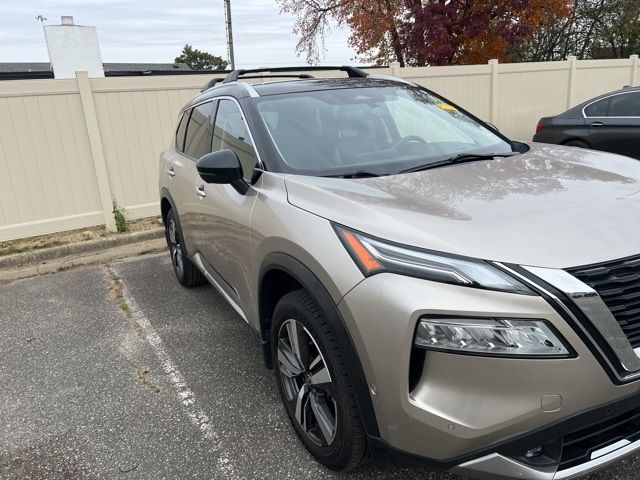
524,446,543,458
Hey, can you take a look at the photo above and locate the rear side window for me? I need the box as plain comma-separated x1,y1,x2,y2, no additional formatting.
585,98,610,117
609,92,640,116
184,101,215,159
212,99,257,177
175,111,189,152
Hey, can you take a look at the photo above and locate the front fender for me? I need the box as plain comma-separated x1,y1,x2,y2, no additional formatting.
258,252,380,438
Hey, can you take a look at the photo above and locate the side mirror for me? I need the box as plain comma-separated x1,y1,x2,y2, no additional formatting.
196,150,243,184
511,140,531,154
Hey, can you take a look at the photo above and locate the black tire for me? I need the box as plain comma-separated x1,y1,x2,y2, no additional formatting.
564,139,590,149
272,289,368,472
165,208,205,288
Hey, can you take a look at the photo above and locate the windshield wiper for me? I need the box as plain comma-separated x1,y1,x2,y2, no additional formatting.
327,170,385,179
399,152,519,174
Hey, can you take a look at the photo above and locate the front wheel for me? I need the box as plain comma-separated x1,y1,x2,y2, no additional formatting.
164,208,204,288
272,290,368,471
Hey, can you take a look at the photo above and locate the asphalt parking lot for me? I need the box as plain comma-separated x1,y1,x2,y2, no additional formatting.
1,252,639,479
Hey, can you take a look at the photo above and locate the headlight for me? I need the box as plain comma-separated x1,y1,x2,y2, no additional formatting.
334,225,533,295
415,317,571,357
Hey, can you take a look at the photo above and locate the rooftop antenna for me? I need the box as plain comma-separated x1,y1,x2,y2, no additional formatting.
224,0,235,70
35,15,47,25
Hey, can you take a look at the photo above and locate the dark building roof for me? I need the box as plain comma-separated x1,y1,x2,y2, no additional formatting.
104,63,192,72
0,62,192,73
0,62,51,73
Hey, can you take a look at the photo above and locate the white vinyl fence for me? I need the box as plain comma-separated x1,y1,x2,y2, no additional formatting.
0,56,638,242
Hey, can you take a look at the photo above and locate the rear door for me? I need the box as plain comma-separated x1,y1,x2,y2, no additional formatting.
171,101,215,251
585,91,640,159
195,98,262,315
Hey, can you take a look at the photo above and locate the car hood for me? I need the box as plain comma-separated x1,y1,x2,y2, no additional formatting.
284,143,640,269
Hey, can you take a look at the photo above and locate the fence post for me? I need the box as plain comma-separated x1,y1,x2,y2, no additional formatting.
566,56,577,109
631,54,639,87
489,59,499,124
76,70,117,232
389,61,401,77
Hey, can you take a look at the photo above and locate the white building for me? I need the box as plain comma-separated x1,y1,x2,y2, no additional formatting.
44,16,105,79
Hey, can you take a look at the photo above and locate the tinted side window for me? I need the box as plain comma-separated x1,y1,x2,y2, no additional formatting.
609,92,640,117
175,110,190,152
585,98,610,117
212,100,257,177
184,102,215,159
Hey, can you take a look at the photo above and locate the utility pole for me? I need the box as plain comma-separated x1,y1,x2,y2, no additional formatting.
224,0,235,70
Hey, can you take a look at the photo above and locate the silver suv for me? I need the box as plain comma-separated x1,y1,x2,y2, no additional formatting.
159,66,640,479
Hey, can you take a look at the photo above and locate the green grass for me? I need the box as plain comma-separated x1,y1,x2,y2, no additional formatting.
119,302,132,318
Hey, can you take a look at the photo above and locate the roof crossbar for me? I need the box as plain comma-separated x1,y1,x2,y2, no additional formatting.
221,65,368,84
233,73,314,81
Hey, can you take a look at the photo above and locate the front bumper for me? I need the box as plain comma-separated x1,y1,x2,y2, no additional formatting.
451,385,640,479
337,272,640,478
368,387,640,479
454,440,640,480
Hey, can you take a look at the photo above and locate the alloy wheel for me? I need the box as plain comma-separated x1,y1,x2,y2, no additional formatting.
277,319,338,446
167,218,184,278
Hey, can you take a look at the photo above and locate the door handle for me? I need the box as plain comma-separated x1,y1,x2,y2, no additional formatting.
196,185,206,198
167,167,176,177
589,122,604,127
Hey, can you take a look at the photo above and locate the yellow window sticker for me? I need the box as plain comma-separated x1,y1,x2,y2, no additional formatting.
436,102,457,111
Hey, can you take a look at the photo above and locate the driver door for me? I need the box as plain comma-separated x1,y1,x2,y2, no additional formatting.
194,98,261,316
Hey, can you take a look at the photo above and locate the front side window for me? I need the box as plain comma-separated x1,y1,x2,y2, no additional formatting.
255,86,511,176
609,92,640,117
212,99,257,177
184,101,214,159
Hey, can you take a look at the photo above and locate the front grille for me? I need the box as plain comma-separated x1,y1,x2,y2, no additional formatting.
567,255,640,349
559,406,640,470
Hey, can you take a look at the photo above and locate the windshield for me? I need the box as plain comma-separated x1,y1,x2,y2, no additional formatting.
255,85,513,176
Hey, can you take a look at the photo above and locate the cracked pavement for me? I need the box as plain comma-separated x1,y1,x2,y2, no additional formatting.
1,253,638,479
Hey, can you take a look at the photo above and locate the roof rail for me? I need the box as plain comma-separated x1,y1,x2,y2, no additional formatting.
221,65,368,84
201,77,225,92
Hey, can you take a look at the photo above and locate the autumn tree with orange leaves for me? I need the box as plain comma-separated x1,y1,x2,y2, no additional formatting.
277,0,571,66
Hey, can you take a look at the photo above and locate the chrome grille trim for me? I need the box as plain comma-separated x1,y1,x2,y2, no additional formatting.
524,266,640,373
567,255,640,349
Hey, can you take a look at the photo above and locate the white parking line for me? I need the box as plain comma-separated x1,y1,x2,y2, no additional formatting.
119,278,234,475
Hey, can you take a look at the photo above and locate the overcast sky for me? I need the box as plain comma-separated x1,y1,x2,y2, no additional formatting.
1,0,360,68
